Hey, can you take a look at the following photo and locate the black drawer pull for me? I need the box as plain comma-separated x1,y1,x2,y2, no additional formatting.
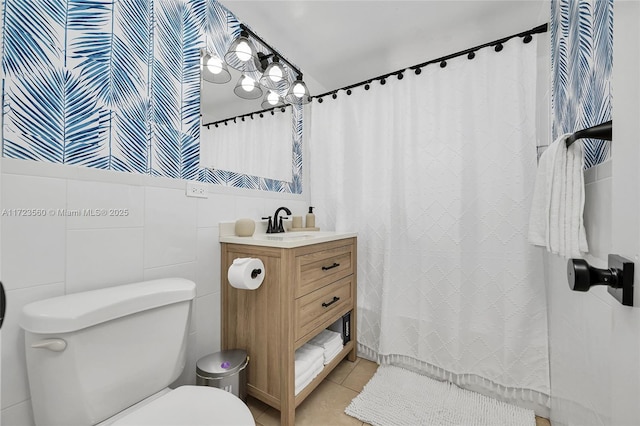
322,296,340,308
322,262,340,271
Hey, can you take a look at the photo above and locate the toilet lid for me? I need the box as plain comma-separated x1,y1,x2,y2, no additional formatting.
112,386,254,426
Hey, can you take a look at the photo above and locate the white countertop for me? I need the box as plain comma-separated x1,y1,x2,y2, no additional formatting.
219,221,356,248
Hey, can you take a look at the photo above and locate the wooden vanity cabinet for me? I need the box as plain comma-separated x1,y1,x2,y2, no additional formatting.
221,237,357,426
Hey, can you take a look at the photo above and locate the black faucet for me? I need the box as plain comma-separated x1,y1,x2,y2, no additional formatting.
261,216,275,233
271,206,292,233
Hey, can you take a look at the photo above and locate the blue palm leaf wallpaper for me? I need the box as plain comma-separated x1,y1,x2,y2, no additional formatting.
2,0,62,75
1,0,303,193
113,98,151,173
4,68,109,166
551,0,613,169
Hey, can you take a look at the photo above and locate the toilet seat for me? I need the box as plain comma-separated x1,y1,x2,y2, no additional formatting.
112,386,254,426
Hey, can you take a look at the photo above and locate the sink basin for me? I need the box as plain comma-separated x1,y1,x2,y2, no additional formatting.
253,233,316,241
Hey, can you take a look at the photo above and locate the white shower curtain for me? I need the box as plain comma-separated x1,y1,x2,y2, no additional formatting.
309,38,549,412
200,108,292,181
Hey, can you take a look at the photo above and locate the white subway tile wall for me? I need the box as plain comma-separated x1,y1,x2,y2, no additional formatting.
0,158,308,425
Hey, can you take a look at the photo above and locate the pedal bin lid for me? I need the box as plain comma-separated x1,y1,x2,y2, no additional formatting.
197,349,248,378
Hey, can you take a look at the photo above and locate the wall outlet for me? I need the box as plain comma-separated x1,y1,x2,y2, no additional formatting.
186,182,208,198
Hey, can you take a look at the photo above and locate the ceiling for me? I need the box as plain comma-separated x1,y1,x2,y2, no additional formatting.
203,1,550,123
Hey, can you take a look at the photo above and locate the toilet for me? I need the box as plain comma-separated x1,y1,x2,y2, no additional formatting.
19,278,254,426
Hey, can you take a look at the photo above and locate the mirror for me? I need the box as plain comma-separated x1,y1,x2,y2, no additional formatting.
200,1,294,125
201,68,269,125
199,3,302,193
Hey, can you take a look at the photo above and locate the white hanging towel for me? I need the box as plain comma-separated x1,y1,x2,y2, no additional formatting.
528,133,588,257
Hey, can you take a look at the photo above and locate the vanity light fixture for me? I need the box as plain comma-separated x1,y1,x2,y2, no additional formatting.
224,30,261,72
201,50,231,84
259,57,290,91
234,74,263,99
261,90,285,109
202,23,310,108
285,74,311,105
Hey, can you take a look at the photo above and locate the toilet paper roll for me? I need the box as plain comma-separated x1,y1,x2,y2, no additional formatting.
227,258,265,290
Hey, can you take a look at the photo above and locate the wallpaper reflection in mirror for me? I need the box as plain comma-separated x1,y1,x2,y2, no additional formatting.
1,0,302,194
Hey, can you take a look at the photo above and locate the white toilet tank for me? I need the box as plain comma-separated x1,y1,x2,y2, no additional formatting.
20,278,196,426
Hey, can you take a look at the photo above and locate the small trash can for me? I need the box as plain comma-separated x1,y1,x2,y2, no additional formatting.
196,349,249,402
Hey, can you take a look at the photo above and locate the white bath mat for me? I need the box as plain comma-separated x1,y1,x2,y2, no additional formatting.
345,365,535,426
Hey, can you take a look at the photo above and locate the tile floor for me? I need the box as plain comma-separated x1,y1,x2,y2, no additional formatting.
246,357,552,426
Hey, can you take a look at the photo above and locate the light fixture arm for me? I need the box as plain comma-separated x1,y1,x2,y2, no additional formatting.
239,24,302,77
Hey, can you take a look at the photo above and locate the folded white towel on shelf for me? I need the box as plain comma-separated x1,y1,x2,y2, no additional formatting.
294,356,324,396
294,343,324,381
322,343,343,365
528,133,588,258
308,329,342,349
308,329,343,363
296,356,324,386
309,329,341,348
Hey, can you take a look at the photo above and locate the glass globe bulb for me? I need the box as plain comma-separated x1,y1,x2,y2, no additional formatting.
235,40,252,62
293,82,306,98
241,76,255,92
268,66,283,82
206,56,223,74
267,91,279,105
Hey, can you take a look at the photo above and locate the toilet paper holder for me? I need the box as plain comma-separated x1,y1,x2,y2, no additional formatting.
228,257,265,290
567,254,634,306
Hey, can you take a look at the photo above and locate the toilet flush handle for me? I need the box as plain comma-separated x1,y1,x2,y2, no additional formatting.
31,338,67,352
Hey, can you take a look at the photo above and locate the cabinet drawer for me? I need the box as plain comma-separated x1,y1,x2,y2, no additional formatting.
295,243,354,297
295,276,352,342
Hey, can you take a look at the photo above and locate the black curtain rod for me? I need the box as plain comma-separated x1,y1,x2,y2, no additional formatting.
202,23,549,128
566,120,612,147
314,23,549,100
202,105,289,128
